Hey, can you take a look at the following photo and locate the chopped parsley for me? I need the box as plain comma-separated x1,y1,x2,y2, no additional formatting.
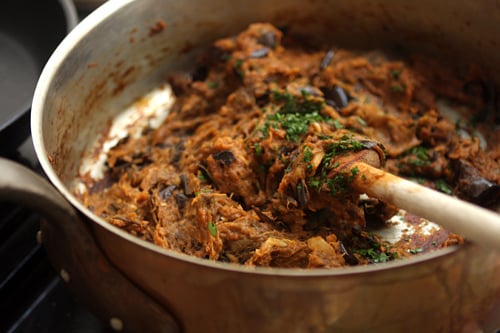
254,143,263,156
302,146,313,162
325,173,350,196
408,247,424,254
308,166,360,196
390,69,401,79
410,177,427,184
208,222,218,237
405,146,431,166
325,135,365,155
266,111,325,142
256,90,353,143
272,89,324,115
391,84,405,92
349,166,360,180
332,119,344,129
307,178,322,190
304,136,365,196
356,116,367,127
234,59,245,77
435,179,453,194
355,246,393,263
256,90,329,142
207,81,220,89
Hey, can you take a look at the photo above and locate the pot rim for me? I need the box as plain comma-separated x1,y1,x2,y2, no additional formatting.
31,0,467,278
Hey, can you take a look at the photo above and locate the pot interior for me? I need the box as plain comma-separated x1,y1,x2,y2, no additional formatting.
32,0,500,270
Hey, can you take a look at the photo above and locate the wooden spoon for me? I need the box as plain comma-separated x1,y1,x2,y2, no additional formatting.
349,159,500,251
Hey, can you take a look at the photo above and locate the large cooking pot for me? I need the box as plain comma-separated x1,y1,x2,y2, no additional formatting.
0,0,499,332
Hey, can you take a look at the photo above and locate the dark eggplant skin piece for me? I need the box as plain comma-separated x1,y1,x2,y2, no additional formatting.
257,31,278,49
321,85,351,110
249,47,270,59
320,49,335,70
212,150,236,166
453,159,500,208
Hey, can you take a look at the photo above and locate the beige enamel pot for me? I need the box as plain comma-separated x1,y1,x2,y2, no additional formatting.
0,0,499,332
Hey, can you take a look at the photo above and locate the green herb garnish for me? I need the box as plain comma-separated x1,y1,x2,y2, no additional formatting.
435,179,453,194
325,135,365,155
254,143,263,156
307,178,322,190
332,119,344,129
267,111,324,142
405,146,431,166
391,84,405,92
234,59,245,77
390,69,401,79
257,89,328,142
348,166,360,181
325,173,349,196
302,146,313,162
207,81,220,89
356,116,367,127
410,177,427,184
355,247,392,263
208,222,217,237
408,247,423,254
272,89,324,115
304,136,365,196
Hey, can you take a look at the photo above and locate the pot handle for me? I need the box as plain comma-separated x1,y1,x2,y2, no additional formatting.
0,157,180,333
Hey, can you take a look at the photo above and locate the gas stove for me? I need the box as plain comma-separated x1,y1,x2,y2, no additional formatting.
0,3,113,332
0,138,112,333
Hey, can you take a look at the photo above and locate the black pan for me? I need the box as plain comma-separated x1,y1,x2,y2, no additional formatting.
0,0,78,155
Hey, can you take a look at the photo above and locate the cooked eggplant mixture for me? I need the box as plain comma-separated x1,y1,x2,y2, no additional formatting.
79,23,500,268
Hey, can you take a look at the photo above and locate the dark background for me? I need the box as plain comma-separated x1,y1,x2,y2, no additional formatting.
0,2,112,332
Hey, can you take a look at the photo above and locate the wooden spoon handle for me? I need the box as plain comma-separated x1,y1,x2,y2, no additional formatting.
351,162,500,250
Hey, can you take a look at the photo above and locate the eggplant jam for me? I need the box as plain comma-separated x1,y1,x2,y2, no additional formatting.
78,23,500,268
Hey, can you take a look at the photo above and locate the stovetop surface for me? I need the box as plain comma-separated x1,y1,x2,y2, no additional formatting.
0,4,113,332
0,139,112,333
